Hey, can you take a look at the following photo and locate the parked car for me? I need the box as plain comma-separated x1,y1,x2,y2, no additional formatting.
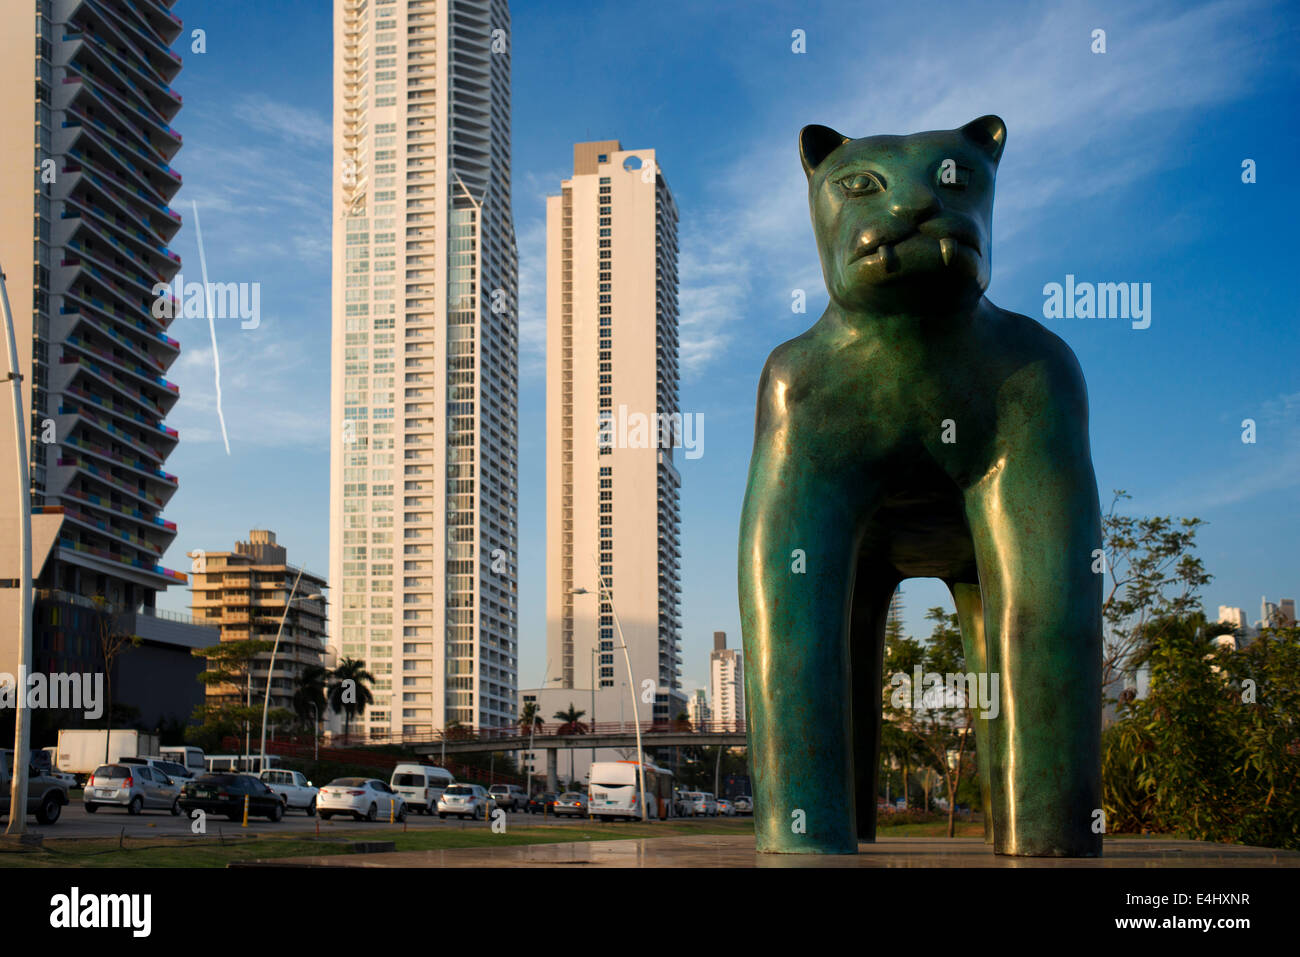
179,773,283,822
437,783,489,820
733,795,753,815
488,783,526,811
120,756,195,790
680,791,718,817
552,791,589,818
717,798,735,817
0,749,70,825
318,777,406,822
390,764,454,815
30,749,77,791
84,763,181,816
259,769,319,815
526,792,557,814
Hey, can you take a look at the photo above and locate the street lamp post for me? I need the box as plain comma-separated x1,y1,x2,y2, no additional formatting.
2,266,33,836
258,567,323,773
310,702,319,763
573,562,647,822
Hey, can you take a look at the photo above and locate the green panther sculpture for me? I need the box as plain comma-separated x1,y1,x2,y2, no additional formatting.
739,116,1103,856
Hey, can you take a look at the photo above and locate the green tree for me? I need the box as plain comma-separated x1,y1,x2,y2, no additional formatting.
518,700,544,734
91,597,142,759
293,664,329,731
1100,490,1212,703
191,639,273,755
327,658,375,741
883,608,977,836
552,703,587,734
1103,618,1300,849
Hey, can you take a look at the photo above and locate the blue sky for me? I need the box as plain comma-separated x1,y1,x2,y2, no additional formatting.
157,0,1299,698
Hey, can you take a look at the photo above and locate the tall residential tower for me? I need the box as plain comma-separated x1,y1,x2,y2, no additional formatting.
544,140,684,729
329,0,518,737
2,0,192,697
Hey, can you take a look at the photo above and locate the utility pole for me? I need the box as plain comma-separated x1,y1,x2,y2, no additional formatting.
2,267,33,836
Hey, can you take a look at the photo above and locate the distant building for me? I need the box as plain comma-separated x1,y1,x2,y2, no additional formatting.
1261,596,1295,628
1218,605,1248,633
189,530,327,716
710,631,744,731
688,688,711,728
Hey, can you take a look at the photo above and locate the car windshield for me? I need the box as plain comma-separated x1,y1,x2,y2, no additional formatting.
560,792,583,800
445,785,474,795
193,774,236,785
329,778,367,787
393,774,425,786
92,766,130,779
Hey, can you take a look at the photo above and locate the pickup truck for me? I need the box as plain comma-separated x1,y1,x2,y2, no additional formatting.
1,749,71,825
259,769,319,815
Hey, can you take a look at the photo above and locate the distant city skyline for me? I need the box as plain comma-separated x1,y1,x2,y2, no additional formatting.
144,0,1298,702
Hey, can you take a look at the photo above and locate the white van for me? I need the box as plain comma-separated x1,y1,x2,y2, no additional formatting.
159,746,205,774
390,764,454,815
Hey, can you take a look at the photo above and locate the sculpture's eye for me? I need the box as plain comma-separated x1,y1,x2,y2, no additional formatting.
937,163,972,189
838,172,884,196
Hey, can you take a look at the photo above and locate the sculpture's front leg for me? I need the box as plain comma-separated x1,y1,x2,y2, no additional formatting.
739,441,871,854
964,377,1104,856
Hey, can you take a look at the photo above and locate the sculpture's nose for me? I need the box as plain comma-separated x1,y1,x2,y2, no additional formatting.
889,184,941,225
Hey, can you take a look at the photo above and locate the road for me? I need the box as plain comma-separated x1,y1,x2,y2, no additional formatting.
27,804,603,839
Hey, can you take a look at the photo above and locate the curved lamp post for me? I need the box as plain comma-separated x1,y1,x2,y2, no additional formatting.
573,558,647,822
258,566,323,773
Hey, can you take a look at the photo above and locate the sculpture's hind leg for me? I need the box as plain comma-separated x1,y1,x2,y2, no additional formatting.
850,557,901,842
949,580,998,845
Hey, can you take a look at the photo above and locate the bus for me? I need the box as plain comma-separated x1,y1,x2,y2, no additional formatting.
589,759,674,820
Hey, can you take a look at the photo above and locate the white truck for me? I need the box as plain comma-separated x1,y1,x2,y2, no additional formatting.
259,769,319,815
55,730,161,777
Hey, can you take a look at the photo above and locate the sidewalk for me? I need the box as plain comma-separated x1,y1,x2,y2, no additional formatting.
236,835,1300,868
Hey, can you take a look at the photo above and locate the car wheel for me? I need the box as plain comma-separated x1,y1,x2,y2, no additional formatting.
320,812,333,821
438,812,446,819
170,799,181,817
127,796,143,815
365,803,377,822
268,802,283,823
84,802,97,814
35,795,62,825
306,798,317,817
396,804,407,822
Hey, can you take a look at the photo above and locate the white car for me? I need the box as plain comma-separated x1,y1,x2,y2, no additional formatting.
317,777,406,822
717,798,736,817
260,769,319,815
437,783,489,820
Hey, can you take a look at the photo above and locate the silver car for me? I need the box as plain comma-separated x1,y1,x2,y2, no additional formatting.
437,783,489,820
84,763,181,815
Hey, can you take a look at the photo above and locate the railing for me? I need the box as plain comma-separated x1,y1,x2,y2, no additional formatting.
330,719,748,750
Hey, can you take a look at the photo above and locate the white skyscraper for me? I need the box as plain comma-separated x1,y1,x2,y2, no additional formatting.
544,140,684,724
330,0,518,737
710,631,744,731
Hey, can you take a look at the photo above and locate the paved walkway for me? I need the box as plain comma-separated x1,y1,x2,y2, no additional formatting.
240,835,1300,868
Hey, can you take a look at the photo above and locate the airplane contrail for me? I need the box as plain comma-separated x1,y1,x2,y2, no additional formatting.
190,201,230,455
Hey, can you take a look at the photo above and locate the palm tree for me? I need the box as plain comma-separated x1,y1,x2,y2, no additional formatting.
293,664,329,732
327,657,375,741
519,701,544,733
553,703,587,734
553,703,587,785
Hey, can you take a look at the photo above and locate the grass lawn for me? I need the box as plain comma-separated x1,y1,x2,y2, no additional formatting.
0,814,1001,868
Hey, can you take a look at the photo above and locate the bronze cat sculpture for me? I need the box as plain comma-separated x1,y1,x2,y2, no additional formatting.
739,116,1103,856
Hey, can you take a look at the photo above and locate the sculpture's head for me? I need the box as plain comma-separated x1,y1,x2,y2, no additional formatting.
800,115,1006,314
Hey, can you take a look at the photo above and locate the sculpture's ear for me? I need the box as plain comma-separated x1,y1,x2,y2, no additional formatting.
959,115,1007,164
799,124,850,177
